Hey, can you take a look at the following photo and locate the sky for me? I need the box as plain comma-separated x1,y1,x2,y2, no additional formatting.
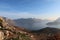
0,0,60,20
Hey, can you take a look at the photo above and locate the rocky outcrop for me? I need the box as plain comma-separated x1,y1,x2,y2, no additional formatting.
0,16,32,40
0,31,4,40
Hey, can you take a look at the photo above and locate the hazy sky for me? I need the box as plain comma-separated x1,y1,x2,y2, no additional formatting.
0,0,60,20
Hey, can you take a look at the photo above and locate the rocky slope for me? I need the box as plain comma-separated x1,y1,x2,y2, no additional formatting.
0,16,33,40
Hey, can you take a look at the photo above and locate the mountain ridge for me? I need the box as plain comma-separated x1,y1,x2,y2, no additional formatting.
0,16,60,40
14,18,50,30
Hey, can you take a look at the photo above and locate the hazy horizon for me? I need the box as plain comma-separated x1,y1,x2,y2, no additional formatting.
0,0,60,20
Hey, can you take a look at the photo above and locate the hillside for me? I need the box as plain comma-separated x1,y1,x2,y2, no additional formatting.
0,17,32,40
31,27,60,40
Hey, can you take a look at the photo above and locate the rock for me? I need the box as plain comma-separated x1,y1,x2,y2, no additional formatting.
0,31,4,40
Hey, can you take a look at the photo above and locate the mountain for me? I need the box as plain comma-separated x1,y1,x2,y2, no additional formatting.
55,18,60,22
14,18,50,30
47,18,60,28
0,16,33,40
0,16,60,40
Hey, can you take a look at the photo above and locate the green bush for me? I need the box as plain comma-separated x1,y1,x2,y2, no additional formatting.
17,32,31,40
